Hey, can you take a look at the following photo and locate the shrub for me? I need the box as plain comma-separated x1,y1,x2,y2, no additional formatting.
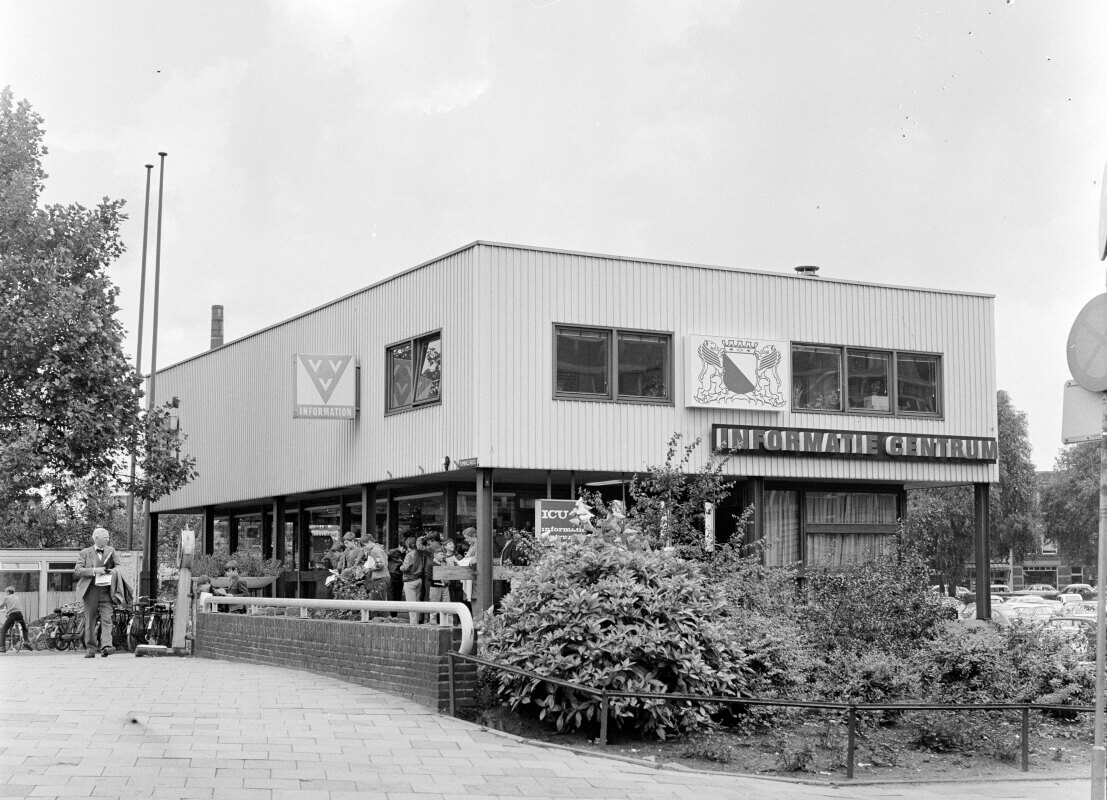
480,536,759,739
803,526,948,656
919,623,1016,703
1003,625,1095,708
816,651,920,723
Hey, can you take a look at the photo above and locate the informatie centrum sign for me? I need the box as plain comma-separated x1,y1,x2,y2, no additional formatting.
712,424,997,463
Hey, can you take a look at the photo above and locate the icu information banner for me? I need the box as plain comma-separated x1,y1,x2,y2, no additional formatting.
293,354,358,419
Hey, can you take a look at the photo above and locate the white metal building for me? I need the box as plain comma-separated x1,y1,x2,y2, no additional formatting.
145,242,999,614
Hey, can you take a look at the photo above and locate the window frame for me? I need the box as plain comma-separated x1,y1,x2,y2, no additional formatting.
385,330,442,415
790,342,942,418
553,324,674,405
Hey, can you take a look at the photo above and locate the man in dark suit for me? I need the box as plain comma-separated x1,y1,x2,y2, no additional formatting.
73,527,117,657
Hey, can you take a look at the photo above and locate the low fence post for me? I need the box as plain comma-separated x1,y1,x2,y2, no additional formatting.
1021,706,1029,772
448,652,457,717
846,706,857,779
599,692,609,747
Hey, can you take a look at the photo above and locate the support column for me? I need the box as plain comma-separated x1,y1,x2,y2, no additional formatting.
361,484,377,542
298,503,311,571
340,497,352,535
545,470,552,499
445,485,457,540
260,507,272,561
228,515,239,554
203,506,215,554
386,489,397,549
570,471,577,499
143,512,159,597
974,483,991,620
474,468,494,620
749,477,765,548
272,497,286,562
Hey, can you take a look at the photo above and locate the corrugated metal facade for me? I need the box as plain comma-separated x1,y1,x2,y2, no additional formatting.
481,244,996,484
152,242,996,513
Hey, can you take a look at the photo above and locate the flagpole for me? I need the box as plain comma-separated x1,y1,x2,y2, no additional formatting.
125,164,154,552
141,152,167,597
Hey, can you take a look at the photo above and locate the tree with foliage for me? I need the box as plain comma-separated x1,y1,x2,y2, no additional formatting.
906,485,974,592
989,390,1038,561
0,87,196,537
1040,441,1099,570
580,433,734,558
906,390,1038,581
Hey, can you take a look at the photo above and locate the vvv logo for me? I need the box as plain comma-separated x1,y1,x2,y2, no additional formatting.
300,355,352,404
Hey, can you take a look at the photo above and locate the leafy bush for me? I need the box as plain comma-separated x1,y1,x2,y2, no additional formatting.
919,624,1016,703
803,526,948,656
817,651,920,723
1002,625,1095,707
481,536,760,739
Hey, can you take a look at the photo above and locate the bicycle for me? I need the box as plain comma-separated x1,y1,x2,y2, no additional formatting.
26,624,47,651
112,604,134,652
3,620,26,653
127,596,153,651
146,600,174,648
44,603,84,651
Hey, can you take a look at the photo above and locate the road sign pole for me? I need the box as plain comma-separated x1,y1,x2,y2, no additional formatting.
1094,390,1107,800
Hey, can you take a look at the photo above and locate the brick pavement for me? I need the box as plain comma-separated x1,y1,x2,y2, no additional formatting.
0,651,1088,800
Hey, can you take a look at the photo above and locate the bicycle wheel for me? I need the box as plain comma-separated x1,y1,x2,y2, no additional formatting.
28,626,47,651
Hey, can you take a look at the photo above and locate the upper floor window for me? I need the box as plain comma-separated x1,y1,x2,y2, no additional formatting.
387,332,441,413
555,325,671,402
792,343,941,416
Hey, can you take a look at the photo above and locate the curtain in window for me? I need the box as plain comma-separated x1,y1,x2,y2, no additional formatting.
807,533,889,566
763,489,799,566
805,492,896,524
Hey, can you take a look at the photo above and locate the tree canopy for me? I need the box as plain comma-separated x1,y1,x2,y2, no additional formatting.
1040,441,1099,570
0,87,195,540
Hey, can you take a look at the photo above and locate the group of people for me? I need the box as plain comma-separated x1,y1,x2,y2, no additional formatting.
321,525,535,623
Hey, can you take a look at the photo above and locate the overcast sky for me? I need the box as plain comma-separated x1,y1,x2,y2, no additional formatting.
3,1,1105,470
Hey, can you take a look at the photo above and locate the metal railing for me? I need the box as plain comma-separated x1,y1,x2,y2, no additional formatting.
200,596,475,654
447,651,1094,778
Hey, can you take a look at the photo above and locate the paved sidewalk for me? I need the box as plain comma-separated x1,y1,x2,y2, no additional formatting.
0,651,1088,799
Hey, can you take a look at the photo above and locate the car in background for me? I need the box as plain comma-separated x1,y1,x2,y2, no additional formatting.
1004,602,1061,625
958,597,1013,621
1012,584,1060,600
1061,583,1096,600
990,583,1012,595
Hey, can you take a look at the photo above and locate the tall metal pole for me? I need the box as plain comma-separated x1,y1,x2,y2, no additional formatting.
1093,336,1107,800
125,164,154,551
141,153,167,597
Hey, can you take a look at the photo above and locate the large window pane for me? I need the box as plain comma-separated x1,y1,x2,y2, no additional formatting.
556,328,610,395
806,492,897,524
763,490,799,566
397,493,446,541
846,350,891,412
807,533,889,566
792,345,841,410
387,342,413,410
414,337,441,403
617,332,670,399
897,354,940,414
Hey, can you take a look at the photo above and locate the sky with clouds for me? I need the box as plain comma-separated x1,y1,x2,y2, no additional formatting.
2,0,1105,469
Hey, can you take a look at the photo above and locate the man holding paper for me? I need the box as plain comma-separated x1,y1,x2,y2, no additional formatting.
73,527,118,658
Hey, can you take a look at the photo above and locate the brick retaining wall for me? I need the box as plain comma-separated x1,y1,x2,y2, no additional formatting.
194,612,476,711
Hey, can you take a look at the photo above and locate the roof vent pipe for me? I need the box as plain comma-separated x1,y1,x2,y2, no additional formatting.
210,304,224,350
794,265,820,277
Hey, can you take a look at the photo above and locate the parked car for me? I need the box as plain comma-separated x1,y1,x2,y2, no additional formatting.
1061,583,1096,600
990,583,1012,594
1004,603,1061,625
1071,601,1100,618
1014,584,1062,597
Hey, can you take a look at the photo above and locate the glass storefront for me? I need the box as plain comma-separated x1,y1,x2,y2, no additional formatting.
396,493,446,542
